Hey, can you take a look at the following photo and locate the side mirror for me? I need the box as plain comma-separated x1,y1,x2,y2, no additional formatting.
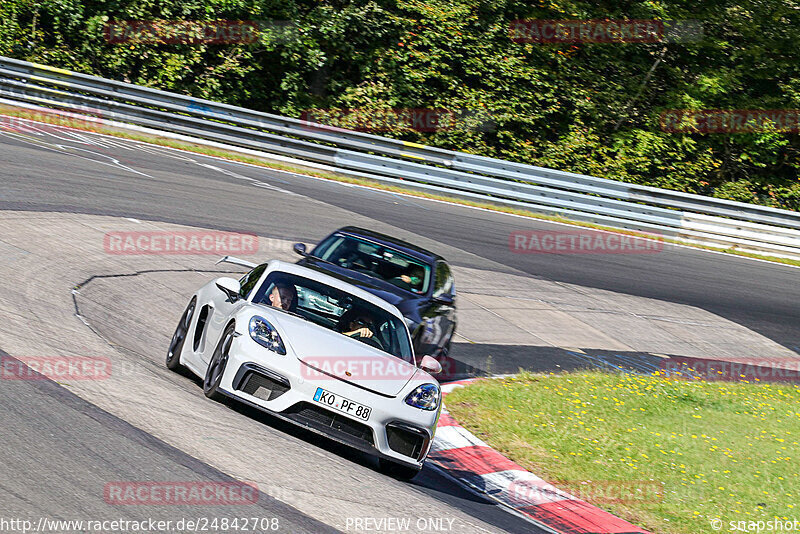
215,277,241,301
419,355,443,375
293,243,308,257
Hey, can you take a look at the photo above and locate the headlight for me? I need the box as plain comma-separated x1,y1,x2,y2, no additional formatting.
404,383,440,411
248,316,286,355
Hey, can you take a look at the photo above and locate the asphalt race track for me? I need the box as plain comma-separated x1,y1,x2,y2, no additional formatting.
1,120,799,533
2,124,798,355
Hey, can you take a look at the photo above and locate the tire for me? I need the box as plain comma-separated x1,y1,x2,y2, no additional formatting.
204,324,235,402
378,458,422,480
166,298,195,371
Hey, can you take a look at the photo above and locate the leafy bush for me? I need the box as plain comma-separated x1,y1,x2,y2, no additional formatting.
3,0,799,210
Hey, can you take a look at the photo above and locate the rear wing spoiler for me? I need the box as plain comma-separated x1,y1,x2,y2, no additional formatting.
216,255,257,269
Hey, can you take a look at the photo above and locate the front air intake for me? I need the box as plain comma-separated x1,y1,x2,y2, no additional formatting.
386,423,428,460
284,402,375,446
235,367,290,402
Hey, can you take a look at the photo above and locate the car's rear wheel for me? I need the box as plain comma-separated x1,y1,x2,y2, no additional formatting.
204,324,234,402
378,458,422,480
166,297,195,371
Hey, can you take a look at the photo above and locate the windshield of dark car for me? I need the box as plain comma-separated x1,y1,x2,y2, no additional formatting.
251,270,414,362
312,234,431,295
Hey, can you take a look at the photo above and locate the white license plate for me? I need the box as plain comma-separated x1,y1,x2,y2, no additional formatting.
313,387,372,421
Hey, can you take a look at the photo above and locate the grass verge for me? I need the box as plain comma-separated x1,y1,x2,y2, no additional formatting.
2,104,799,268
445,371,800,534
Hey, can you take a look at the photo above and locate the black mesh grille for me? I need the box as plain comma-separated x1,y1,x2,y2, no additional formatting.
386,425,426,460
285,402,374,445
239,371,290,401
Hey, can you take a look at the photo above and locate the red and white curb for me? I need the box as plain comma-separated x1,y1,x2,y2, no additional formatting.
428,379,650,534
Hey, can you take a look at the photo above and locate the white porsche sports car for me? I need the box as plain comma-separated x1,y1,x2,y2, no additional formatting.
166,259,444,478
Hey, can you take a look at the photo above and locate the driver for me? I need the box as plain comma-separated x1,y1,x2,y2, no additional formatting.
342,313,376,339
268,282,297,311
394,265,424,293
334,239,362,268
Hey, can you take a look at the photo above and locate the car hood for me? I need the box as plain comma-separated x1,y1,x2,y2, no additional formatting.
267,311,417,397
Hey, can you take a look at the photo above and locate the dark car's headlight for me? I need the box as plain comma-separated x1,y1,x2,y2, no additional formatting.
405,383,440,411
249,316,286,355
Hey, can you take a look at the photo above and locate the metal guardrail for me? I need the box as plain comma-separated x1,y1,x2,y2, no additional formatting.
1,55,799,259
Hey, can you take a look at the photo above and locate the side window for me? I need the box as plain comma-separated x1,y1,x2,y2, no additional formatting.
239,264,267,299
314,235,343,260
432,262,454,298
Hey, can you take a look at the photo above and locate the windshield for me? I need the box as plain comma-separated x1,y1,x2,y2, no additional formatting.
312,234,431,295
251,270,414,362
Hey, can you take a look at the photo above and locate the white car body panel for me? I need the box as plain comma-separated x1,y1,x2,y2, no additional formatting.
175,260,442,470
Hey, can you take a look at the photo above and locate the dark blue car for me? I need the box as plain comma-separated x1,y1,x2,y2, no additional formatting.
294,227,456,362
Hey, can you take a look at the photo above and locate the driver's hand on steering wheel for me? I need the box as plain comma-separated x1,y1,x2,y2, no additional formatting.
345,327,374,338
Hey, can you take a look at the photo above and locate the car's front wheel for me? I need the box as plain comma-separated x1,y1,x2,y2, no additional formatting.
166,298,195,371
204,324,234,402
378,458,422,480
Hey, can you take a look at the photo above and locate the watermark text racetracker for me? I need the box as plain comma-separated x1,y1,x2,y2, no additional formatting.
661,356,800,383
509,19,703,44
103,20,299,46
0,354,177,381
302,355,416,382
661,109,800,134
104,481,258,506
0,516,280,533
509,479,663,505
509,230,664,254
301,354,467,384
104,231,258,255
1,356,111,381
300,108,495,133
0,108,103,132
